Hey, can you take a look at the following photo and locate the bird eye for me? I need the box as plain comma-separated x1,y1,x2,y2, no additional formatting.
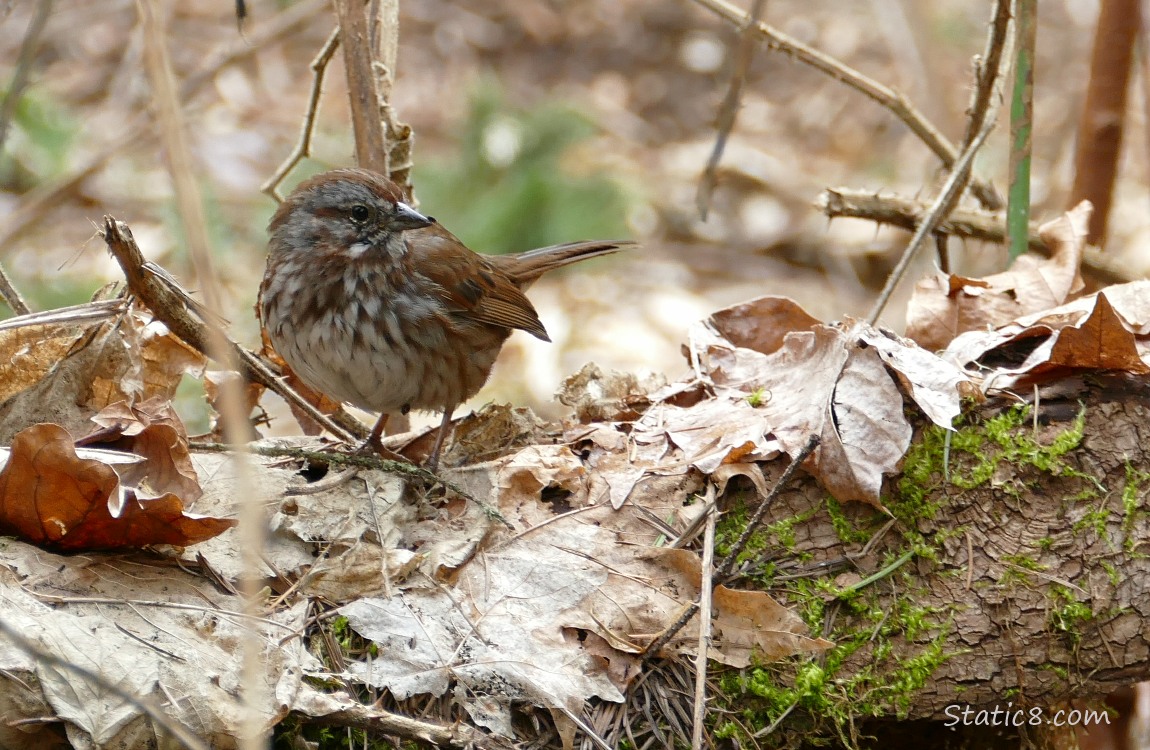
350,204,370,222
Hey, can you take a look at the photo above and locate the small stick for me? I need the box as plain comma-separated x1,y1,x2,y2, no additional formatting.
696,0,767,219
714,433,820,581
262,28,341,201
865,115,997,325
690,505,718,750
814,188,1129,284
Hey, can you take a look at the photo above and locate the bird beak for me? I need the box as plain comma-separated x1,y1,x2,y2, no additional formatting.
393,202,433,231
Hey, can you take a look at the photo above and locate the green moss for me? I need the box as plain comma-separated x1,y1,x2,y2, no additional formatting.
826,496,874,545
1122,463,1149,542
765,507,819,549
1072,501,1111,539
1002,553,1045,572
1049,585,1094,643
942,404,1092,491
1101,560,1121,589
712,581,956,748
746,387,768,408
708,404,1095,747
1039,662,1069,681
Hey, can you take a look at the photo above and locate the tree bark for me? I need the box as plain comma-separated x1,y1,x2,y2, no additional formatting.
730,375,1150,744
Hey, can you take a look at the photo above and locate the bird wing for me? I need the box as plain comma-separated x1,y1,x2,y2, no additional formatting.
406,223,551,341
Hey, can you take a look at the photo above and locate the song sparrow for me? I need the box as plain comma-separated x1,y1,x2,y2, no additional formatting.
259,168,632,468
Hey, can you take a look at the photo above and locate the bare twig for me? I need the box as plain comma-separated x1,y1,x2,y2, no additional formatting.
697,0,766,219
689,0,1002,209
300,703,515,750
713,433,820,581
691,505,718,750
0,616,210,750
961,0,1013,155
815,188,1129,283
865,115,997,325
332,0,388,174
0,0,327,268
262,28,341,201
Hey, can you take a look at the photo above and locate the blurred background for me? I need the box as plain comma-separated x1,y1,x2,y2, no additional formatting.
0,0,1143,433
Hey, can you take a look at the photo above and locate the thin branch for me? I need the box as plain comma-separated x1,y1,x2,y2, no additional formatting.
713,433,820,581
865,115,997,325
690,504,717,750
960,0,1013,154
262,27,341,201
0,0,327,263
332,0,388,174
689,0,1002,210
299,703,515,750
697,0,766,219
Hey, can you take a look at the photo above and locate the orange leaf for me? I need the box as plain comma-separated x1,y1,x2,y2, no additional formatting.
0,423,234,551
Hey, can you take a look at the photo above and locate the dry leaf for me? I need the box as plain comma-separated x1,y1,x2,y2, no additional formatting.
944,283,1150,389
906,202,1090,351
85,398,201,501
0,423,233,551
711,586,833,667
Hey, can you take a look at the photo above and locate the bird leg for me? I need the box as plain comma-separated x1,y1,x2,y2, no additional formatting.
356,412,410,464
426,405,457,472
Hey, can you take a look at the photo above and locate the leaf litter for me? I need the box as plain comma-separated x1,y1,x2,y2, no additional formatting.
3,203,1145,747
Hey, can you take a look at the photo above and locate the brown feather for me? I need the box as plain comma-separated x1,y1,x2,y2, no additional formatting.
407,224,635,341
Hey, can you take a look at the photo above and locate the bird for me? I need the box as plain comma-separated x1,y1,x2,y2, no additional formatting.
259,167,633,468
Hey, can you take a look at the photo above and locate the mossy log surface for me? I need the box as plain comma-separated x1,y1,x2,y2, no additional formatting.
714,375,1150,742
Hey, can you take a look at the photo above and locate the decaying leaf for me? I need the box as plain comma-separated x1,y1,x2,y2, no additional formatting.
712,586,833,667
0,543,310,748
0,423,232,551
906,202,1090,351
557,362,666,423
85,398,201,501
0,304,204,444
944,282,1150,390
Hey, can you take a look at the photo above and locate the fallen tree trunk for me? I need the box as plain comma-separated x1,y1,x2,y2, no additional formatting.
706,374,1150,746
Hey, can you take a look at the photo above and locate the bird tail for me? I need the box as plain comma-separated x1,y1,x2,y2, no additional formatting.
505,240,636,285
